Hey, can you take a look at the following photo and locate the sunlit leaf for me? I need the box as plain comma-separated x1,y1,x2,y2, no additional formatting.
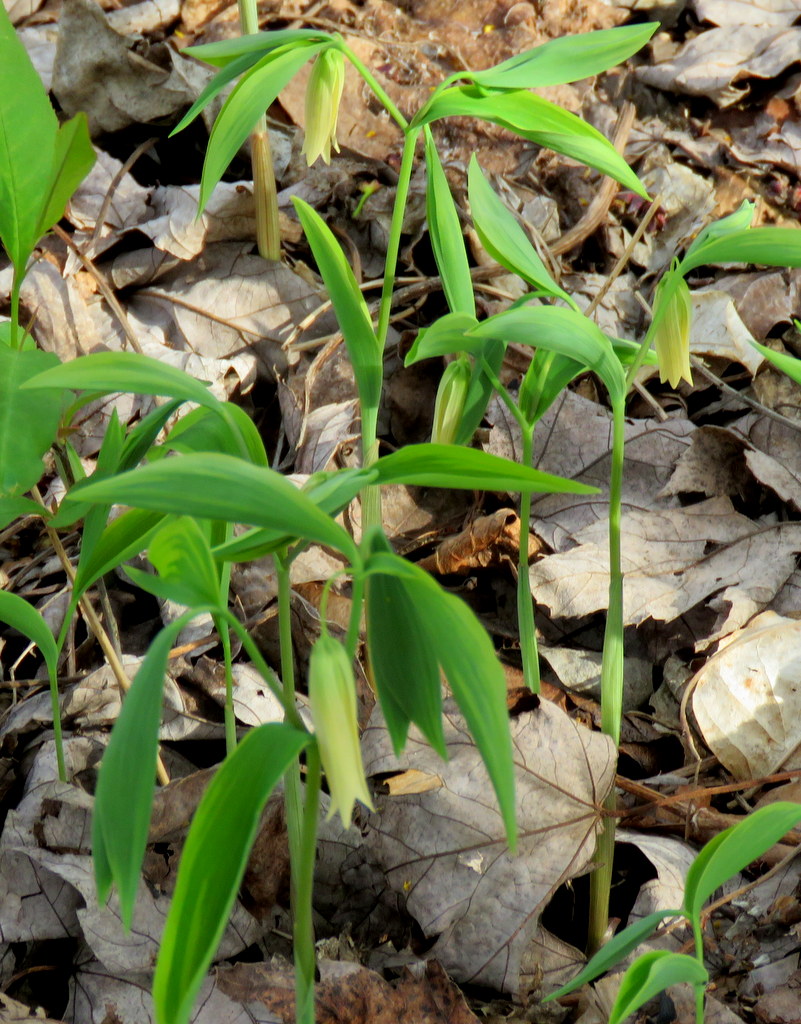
469,305,627,404
424,128,474,316
415,87,647,199
683,802,801,922
366,542,517,848
93,613,198,925
545,909,682,1000
608,952,708,1024
467,23,658,89
468,156,575,307
199,42,325,211
153,723,309,1024
70,452,359,564
293,197,382,428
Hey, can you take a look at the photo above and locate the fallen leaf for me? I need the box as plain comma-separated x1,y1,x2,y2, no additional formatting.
361,698,615,999
692,610,801,778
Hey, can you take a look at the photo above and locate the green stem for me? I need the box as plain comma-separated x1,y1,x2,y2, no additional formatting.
692,916,707,1024
340,44,408,131
236,0,281,259
624,323,655,392
293,741,322,1024
518,425,539,693
376,127,420,350
274,554,312,1019
215,613,237,754
587,396,626,953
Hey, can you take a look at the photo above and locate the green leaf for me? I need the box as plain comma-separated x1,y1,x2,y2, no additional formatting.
469,305,627,405
365,533,446,757
374,442,598,495
0,2,58,271
467,156,576,307
679,227,801,275
405,312,482,363
683,200,755,261
23,351,221,409
0,338,62,496
210,467,374,562
199,42,325,212
608,952,708,1024
186,28,332,67
545,909,683,1000
683,802,801,923
293,197,382,425
0,495,45,529
35,113,95,241
752,340,801,388
162,403,268,466
93,613,197,924
468,23,658,89
153,722,309,1024
70,452,359,564
366,541,517,849
72,508,165,603
457,335,505,445
138,516,222,608
415,87,648,199
519,349,585,424
171,51,266,136
0,588,59,681
424,128,474,317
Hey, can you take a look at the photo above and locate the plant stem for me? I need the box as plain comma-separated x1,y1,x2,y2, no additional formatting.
587,396,626,953
376,127,420,350
341,45,408,131
692,916,706,1024
216,613,237,754
624,323,655,391
518,424,540,693
293,741,322,1024
274,554,316,1020
236,0,281,259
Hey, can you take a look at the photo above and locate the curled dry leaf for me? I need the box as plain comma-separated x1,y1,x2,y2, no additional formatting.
416,508,543,576
692,611,801,779
361,697,616,1000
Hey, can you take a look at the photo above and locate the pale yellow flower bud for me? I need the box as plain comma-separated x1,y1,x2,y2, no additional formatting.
302,49,345,167
652,272,693,389
432,356,471,445
308,634,374,825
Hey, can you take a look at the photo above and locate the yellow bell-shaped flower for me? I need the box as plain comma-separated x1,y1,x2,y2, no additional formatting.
302,49,345,166
432,356,471,445
309,633,374,825
652,271,693,389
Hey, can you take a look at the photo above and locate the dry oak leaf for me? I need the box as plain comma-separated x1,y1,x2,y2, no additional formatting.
692,611,801,779
361,698,616,1000
216,959,481,1024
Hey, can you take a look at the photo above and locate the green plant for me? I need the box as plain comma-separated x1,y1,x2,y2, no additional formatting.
545,802,801,1023
0,3,94,781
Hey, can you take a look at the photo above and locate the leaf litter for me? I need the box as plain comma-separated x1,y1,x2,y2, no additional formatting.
4,0,801,1020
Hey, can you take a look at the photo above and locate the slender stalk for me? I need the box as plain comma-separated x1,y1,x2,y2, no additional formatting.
518,425,540,693
236,0,281,259
340,45,408,131
376,128,420,349
692,917,707,1024
10,272,22,349
293,741,322,1024
587,396,626,953
624,323,655,391
274,554,315,1021
216,613,237,754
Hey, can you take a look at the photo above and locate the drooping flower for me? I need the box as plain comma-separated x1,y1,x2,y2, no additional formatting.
651,269,693,389
302,48,345,166
432,355,471,445
308,633,374,825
